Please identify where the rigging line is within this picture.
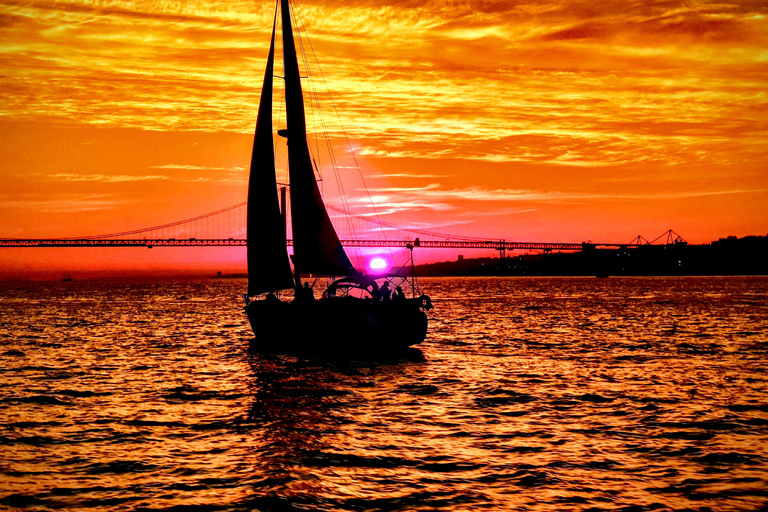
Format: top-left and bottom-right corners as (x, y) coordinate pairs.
(289, 0), (316, 165)
(292, 4), (392, 264)
(311, 88), (356, 242)
(292, 1), (332, 204)
(300, 39), (381, 230)
(300, 24), (325, 190)
(293, 6), (316, 143)
(294, 23), (319, 185)
(312, 93), (354, 238)
(292, 2), (361, 261)
(292, 3), (330, 187)
(310, 84), (354, 240)
(293, 11), (397, 265)
(324, 204), (492, 242)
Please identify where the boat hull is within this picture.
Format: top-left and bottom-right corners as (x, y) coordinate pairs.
(246, 297), (428, 353)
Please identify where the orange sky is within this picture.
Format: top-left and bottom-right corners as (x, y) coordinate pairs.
(1, 0), (767, 277)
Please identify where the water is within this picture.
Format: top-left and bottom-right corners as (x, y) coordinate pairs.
(1, 276), (767, 511)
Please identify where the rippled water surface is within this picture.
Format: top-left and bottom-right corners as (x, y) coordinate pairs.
(1, 276), (767, 511)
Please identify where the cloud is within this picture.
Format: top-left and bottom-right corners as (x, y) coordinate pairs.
(0, 0), (253, 28)
(180, 176), (247, 184)
(150, 164), (246, 171)
(539, 21), (616, 41)
(536, 12), (761, 45)
(2, 0), (766, 177)
(351, 193), (454, 213)
(0, 193), (123, 213)
(46, 173), (169, 182)
(369, 184), (768, 204)
(366, 173), (450, 178)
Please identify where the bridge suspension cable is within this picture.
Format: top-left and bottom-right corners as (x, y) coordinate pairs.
(74, 202), (248, 240)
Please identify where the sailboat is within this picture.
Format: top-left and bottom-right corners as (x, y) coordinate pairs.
(244, 0), (431, 352)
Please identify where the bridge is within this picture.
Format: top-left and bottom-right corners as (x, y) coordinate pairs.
(0, 201), (686, 254)
(0, 238), (588, 251)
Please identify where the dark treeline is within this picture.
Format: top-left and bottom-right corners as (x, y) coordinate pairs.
(415, 234), (768, 277)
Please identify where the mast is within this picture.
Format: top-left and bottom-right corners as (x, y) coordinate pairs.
(246, 7), (294, 296)
(280, 0), (356, 281)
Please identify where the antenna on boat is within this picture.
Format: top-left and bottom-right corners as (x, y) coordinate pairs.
(407, 239), (421, 299)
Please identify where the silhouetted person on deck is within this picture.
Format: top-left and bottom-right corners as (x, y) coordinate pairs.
(303, 282), (315, 301)
(394, 286), (405, 301)
(376, 282), (391, 301)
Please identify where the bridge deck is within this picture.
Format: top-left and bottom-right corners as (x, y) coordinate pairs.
(0, 238), (631, 251)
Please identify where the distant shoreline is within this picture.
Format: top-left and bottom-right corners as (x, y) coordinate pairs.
(2, 234), (765, 281)
(416, 235), (768, 277)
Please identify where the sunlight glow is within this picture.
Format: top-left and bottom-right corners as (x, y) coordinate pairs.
(368, 257), (389, 273)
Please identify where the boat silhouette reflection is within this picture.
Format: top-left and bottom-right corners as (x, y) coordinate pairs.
(244, 352), (425, 505)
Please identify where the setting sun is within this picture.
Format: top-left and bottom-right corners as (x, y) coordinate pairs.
(368, 257), (389, 273)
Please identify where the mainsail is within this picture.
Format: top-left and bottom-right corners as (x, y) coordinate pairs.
(279, 0), (356, 278)
(246, 13), (294, 296)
